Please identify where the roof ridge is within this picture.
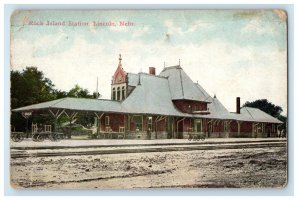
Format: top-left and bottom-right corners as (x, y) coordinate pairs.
(128, 72), (168, 79)
(195, 82), (210, 99)
(139, 72), (168, 79)
(244, 107), (254, 119)
(63, 97), (121, 103)
(179, 69), (184, 98)
(161, 65), (181, 72)
(50, 98), (68, 107)
(127, 72), (137, 75)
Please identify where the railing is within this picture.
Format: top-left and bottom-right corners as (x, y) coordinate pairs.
(99, 126), (125, 139)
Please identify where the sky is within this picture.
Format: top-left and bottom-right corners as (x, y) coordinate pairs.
(10, 10), (287, 115)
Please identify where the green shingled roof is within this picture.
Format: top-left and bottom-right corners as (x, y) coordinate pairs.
(13, 67), (282, 124)
(13, 97), (122, 113)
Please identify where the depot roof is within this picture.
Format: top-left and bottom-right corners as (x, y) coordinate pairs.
(13, 98), (122, 113)
(13, 66), (282, 123)
(160, 66), (211, 102)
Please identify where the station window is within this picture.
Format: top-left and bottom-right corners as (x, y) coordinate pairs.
(117, 87), (120, 100)
(148, 116), (152, 131)
(134, 115), (143, 131)
(195, 120), (202, 132)
(188, 105), (192, 112)
(122, 86), (125, 100)
(112, 88), (116, 100)
(194, 105), (200, 111)
(105, 116), (110, 125)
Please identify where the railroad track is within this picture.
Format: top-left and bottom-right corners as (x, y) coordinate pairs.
(10, 141), (286, 159)
(10, 139), (286, 150)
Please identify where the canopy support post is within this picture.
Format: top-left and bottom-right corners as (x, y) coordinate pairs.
(21, 111), (32, 138)
(94, 112), (104, 135)
(49, 109), (65, 132)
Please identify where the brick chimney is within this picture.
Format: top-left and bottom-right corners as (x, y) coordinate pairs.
(149, 67), (156, 75)
(236, 97), (240, 114)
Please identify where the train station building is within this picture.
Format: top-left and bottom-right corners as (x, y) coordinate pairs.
(13, 55), (282, 139)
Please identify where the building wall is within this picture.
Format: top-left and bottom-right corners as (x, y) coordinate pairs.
(99, 113), (125, 132)
(125, 131), (148, 139)
(230, 121), (238, 132)
(154, 116), (167, 132)
(209, 132), (229, 138)
(240, 121), (253, 133)
(121, 131), (168, 139)
(173, 100), (208, 113)
(97, 113), (279, 139)
(212, 120), (225, 133)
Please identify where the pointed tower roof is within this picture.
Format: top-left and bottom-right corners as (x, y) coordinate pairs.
(159, 65), (211, 102)
(112, 54), (126, 84)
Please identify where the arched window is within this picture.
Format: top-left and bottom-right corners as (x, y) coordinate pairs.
(112, 88), (116, 100)
(117, 87), (120, 100)
(122, 86), (125, 100)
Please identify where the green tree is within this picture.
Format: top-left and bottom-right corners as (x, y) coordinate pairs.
(11, 67), (56, 109)
(67, 84), (93, 98)
(11, 67), (95, 132)
(54, 89), (68, 99)
(11, 67), (57, 131)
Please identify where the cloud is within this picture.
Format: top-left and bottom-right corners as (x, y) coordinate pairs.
(132, 25), (150, 38)
(11, 35), (287, 115)
(240, 17), (278, 36)
(164, 19), (212, 36)
(11, 32), (71, 59)
(11, 36), (108, 95)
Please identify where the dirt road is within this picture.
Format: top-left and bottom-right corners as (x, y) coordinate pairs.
(10, 142), (287, 188)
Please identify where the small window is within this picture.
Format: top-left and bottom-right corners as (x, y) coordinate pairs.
(188, 105), (192, 112)
(122, 86), (125, 100)
(105, 116), (110, 126)
(148, 116), (152, 131)
(195, 120), (202, 132)
(134, 115), (143, 131)
(112, 88), (116, 100)
(194, 105), (200, 111)
(117, 87), (120, 100)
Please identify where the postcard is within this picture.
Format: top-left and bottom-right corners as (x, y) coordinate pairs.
(10, 10), (287, 189)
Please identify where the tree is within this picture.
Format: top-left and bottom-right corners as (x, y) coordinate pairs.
(66, 84), (93, 98)
(11, 67), (95, 131)
(11, 67), (56, 109)
(54, 89), (67, 99)
(243, 99), (287, 131)
(11, 67), (57, 131)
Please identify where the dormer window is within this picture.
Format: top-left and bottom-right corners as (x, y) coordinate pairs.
(188, 105), (192, 113)
(194, 105), (200, 111)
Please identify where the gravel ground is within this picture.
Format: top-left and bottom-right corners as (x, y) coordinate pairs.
(10, 146), (287, 189)
(10, 138), (286, 148)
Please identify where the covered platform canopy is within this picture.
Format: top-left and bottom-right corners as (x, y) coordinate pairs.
(12, 96), (282, 124)
(13, 97), (122, 114)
